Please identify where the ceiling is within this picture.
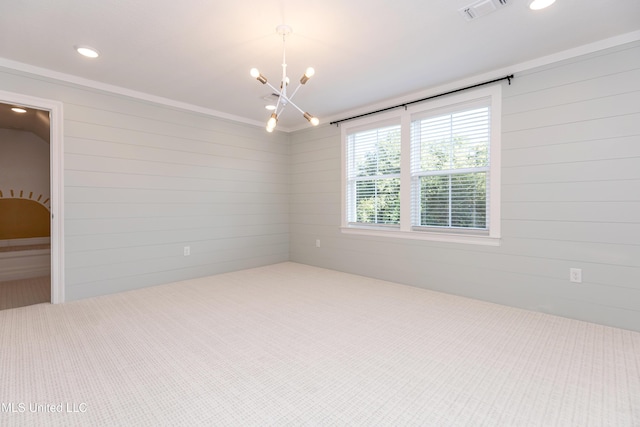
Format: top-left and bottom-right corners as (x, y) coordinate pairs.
(0, 0), (639, 131)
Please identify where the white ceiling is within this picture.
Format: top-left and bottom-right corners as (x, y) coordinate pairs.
(0, 0), (639, 131)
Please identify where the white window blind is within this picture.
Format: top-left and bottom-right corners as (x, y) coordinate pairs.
(346, 124), (401, 225)
(411, 105), (490, 231)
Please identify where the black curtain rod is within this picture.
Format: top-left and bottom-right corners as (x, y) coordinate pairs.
(330, 74), (514, 126)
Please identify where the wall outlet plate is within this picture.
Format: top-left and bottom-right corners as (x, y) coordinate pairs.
(569, 268), (582, 283)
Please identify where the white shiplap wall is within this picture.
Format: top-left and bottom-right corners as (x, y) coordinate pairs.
(0, 67), (290, 301)
(290, 41), (640, 332)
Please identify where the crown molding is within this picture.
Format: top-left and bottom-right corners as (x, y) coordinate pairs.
(0, 57), (273, 130)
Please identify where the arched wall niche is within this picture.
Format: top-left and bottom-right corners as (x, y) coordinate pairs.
(0, 198), (50, 240)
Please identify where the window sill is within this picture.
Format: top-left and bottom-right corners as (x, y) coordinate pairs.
(340, 226), (501, 246)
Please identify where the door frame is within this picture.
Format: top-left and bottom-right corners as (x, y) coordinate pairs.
(0, 90), (64, 303)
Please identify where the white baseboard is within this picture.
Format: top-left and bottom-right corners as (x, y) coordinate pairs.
(0, 249), (50, 281)
(0, 237), (51, 248)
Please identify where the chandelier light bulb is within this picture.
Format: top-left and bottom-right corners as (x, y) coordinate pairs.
(304, 112), (319, 126)
(250, 68), (268, 84)
(300, 67), (315, 85)
(267, 113), (278, 131)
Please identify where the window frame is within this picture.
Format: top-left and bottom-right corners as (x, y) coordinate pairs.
(340, 85), (502, 246)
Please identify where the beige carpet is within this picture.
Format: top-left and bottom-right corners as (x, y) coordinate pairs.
(0, 262), (638, 426)
(0, 276), (50, 310)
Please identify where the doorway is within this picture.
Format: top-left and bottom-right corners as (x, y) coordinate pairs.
(0, 90), (64, 307)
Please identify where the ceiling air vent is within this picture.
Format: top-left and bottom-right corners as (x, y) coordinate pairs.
(459, 0), (510, 21)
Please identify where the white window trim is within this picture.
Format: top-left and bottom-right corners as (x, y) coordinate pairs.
(341, 85), (502, 246)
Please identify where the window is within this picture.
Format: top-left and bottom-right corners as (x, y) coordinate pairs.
(346, 122), (401, 226)
(341, 86), (501, 245)
(411, 104), (490, 231)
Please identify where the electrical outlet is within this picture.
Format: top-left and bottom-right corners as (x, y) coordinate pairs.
(569, 268), (582, 283)
(183, 246), (191, 256)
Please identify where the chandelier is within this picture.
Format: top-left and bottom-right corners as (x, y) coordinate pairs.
(250, 25), (319, 132)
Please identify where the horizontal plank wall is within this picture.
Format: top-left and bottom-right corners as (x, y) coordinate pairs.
(290, 41), (640, 332)
(0, 68), (290, 301)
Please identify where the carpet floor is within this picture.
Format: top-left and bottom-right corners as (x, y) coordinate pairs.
(0, 262), (638, 426)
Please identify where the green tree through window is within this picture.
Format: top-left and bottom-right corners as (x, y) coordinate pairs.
(413, 107), (490, 230)
(348, 125), (401, 225)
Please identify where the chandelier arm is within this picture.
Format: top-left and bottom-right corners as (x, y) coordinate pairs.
(275, 102), (289, 117)
(281, 96), (305, 115)
(264, 82), (285, 114)
(264, 81), (282, 97)
(287, 82), (304, 102)
(281, 31), (288, 99)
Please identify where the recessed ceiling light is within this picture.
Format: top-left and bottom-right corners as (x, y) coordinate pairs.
(265, 105), (277, 111)
(75, 45), (100, 58)
(528, 0), (556, 10)
(11, 107), (27, 113)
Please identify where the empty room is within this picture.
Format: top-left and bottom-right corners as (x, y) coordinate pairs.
(1, 0), (639, 425)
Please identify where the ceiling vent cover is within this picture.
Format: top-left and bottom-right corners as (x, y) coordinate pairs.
(459, 0), (509, 21)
